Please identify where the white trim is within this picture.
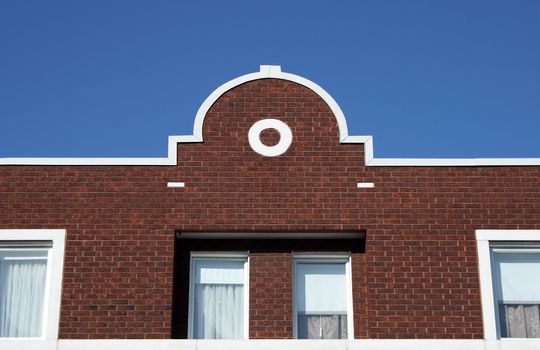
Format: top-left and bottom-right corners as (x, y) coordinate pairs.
(5, 338), (540, 350)
(0, 157), (176, 166)
(167, 182), (186, 188)
(178, 232), (364, 240)
(244, 256), (250, 339)
(292, 254), (354, 340)
(248, 119), (293, 157)
(0, 229), (66, 341)
(193, 65), (349, 144)
(2, 65), (538, 167)
(476, 230), (540, 241)
(188, 253), (250, 340)
(367, 157), (540, 167)
(475, 229), (540, 341)
(476, 238), (497, 341)
(187, 255), (195, 339)
(356, 183), (374, 188)
(349, 339), (484, 350)
(345, 256), (354, 340)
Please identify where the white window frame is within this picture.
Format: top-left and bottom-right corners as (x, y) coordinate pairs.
(476, 229), (540, 341)
(0, 229), (66, 340)
(292, 253), (354, 340)
(187, 252), (249, 340)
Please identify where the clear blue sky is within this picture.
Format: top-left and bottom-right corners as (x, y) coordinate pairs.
(1, 1), (539, 158)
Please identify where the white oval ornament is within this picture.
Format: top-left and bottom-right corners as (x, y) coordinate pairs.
(248, 119), (292, 157)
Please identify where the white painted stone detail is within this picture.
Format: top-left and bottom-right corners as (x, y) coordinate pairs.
(167, 182), (185, 188)
(248, 119), (292, 157)
(357, 182), (375, 188)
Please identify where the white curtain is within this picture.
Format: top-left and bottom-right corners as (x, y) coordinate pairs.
(193, 259), (245, 339)
(500, 304), (540, 338)
(0, 253), (47, 337)
(194, 284), (244, 339)
(298, 314), (347, 339)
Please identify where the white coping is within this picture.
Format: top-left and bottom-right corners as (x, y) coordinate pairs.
(1, 65), (539, 167)
(1, 339), (539, 350)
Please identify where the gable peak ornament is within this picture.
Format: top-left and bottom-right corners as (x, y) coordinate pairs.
(248, 119), (292, 157)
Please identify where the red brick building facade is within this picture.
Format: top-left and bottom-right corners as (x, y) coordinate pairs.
(1, 66), (539, 350)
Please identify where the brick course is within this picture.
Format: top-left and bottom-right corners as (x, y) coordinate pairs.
(1, 79), (540, 339)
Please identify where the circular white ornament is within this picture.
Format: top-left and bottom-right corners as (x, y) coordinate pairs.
(248, 119), (292, 157)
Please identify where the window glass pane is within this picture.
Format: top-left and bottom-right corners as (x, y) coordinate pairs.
(296, 262), (347, 313)
(192, 259), (245, 339)
(493, 252), (540, 302)
(195, 260), (244, 284)
(295, 260), (348, 339)
(0, 250), (48, 337)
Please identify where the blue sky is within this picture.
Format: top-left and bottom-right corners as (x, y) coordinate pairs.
(1, 1), (539, 158)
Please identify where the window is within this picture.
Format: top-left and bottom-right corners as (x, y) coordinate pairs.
(293, 254), (353, 339)
(476, 230), (540, 341)
(0, 246), (49, 337)
(0, 230), (65, 340)
(188, 253), (249, 339)
(491, 246), (540, 338)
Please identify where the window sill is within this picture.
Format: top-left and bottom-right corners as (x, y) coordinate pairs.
(0, 338), (56, 350)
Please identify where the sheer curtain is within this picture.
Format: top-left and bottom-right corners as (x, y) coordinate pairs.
(295, 261), (348, 339)
(297, 314), (347, 339)
(0, 251), (48, 337)
(192, 259), (245, 339)
(500, 304), (540, 338)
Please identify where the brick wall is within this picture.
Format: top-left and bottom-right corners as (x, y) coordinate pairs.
(1, 79), (540, 339)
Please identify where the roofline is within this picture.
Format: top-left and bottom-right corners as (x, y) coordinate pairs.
(1, 65), (539, 167)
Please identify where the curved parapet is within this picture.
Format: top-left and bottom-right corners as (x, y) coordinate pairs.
(1, 65), (538, 166)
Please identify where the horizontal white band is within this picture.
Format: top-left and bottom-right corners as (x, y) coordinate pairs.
(3, 338), (538, 350)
